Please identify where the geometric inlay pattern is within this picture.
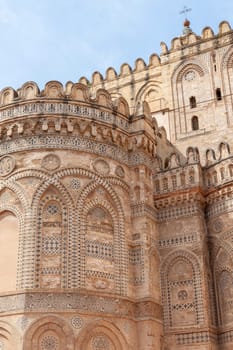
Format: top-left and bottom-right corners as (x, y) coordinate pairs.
(71, 316), (84, 329)
(92, 334), (110, 350)
(86, 240), (113, 260)
(40, 335), (59, 350)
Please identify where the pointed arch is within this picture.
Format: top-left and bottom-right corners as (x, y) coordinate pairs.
(34, 185), (70, 289)
(0, 320), (19, 350)
(77, 320), (129, 350)
(0, 185), (25, 291)
(134, 81), (165, 113)
(23, 315), (74, 350)
(213, 243), (233, 326)
(0, 211), (19, 292)
(76, 179), (127, 295)
(221, 46), (233, 70)
(172, 61), (206, 83)
(161, 249), (204, 329)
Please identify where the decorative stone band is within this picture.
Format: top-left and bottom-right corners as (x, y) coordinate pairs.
(0, 136), (154, 167)
(0, 102), (130, 131)
(131, 203), (158, 219)
(206, 197), (233, 217)
(219, 330), (233, 344)
(0, 292), (162, 321)
(175, 331), (218, 345)
(157, 202), (204, 222)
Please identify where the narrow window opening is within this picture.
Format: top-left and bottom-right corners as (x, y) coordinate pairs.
(216, 88), (222, 101)
(214, 64), (217, 72)
(191, 116), (199, 131)
(189, 96), (196, 109)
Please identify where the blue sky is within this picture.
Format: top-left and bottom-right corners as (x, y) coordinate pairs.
(0, 0), (232, 89)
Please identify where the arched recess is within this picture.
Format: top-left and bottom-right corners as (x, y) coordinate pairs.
(221, 47), (233, 117)
(84, 200), (115, 292)
(23, 315), (74, 350)
(161, 250), (204, 329)
(213, 242), (233, 326)
(0, 184), (24, 292)
(7, 169), (73, 289)
(0, 211), (19, 292)
(76, 180), (127, 295)
(35, 186), (69, 289)
(77, 320), (129, 350)
(0, 321), (19, 350)
(171, 61), (208, 138)
(134, 81), (166, 113)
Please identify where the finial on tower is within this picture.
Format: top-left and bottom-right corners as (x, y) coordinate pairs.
(179, 6), (192, 35)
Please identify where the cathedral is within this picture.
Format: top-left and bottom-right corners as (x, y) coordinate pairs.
(0, 19), (233, 350)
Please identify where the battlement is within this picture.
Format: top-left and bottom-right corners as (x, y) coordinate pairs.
(154, 142), (233, 197)
(0, 80), (130, 117)
(78, 21), (232, 88)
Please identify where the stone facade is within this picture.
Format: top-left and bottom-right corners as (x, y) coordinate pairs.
(0, 20), (233, 350)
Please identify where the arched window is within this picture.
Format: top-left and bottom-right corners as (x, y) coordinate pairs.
(216, 88), (222, 101)
(191, 116), (199, 131)
(189, 96), (196, 108)
(166, 259), (197, 327)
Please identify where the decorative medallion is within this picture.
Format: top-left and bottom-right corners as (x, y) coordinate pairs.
(0, 155), (15, 176)
(42, 154), (61, 171)
(92, 334), (110, 350)
(178, 290), (188, 300)
(69, 178), (81, 190)
(40, 335), (59, 350)
(184, 71), (196, 81)
(115, 165), (125, 178)
(212, 218), (224, 233)
(93, 158), (110, 176)
(71, 316), (84, 329)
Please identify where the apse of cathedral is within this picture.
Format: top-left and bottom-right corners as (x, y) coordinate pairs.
(0, 19), (233, 350)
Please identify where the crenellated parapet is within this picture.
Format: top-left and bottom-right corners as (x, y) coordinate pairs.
(0, 81), (168, 164)
(77, 21), (232, 90)
(154, 141), (233, 223)
(154, 146), (202, 196)
(74, 20), (233, 165)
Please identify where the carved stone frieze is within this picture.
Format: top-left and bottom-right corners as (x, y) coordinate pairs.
(0, 293), (162, 320)
(0, 136), (154, 167)
(0, 102), (130, 131)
